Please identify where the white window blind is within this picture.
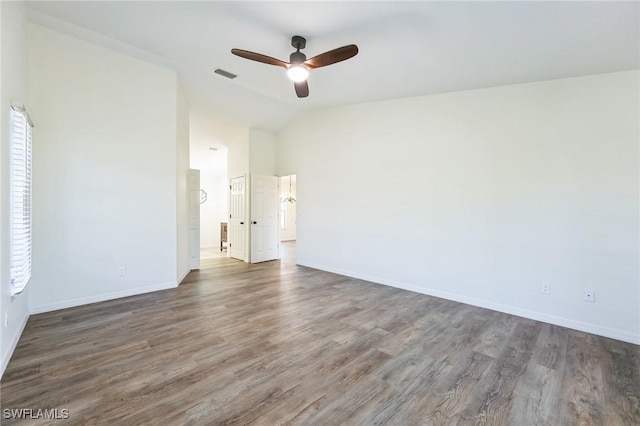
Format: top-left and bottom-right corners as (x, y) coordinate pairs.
(10, 106), (33, 296)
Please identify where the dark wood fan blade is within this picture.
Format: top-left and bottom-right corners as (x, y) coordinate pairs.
(231, 49), (288, 68)
(294, 80), (309, 98)
(305, 45), (358, 69)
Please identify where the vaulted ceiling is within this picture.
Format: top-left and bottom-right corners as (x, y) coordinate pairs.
(26, 1), (640, 146)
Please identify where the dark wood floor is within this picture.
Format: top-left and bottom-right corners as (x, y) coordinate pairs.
(2, 243), (639, 425)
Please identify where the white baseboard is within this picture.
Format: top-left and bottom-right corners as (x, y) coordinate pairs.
(298, 260), (640, 345)
(30, 281), (178, 315)
(1, 312), (30, 378)
(177, 268), (190, 285)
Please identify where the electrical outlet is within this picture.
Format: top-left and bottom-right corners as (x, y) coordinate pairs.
(118, 266), (126, 277)
(541, 283), (550, 294)
(584, 289), (595, 302)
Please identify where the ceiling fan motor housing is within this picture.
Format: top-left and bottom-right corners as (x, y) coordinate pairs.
(291, 35), (306, 50)
(290, 51), (306, 65)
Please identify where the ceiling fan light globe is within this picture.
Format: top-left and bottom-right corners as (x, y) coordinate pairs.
(287, 66), (309, 82)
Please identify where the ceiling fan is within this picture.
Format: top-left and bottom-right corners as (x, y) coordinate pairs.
(231, 36), (358, 98)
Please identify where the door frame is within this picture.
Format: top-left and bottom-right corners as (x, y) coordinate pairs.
(228, 173), (281, 264)
(188, 169), (200, 270)
(229, 174), (250, 262)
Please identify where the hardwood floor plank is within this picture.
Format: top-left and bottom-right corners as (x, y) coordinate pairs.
(601, 337), (640, 425)
(416, 350), (494, 425)
(1, 243), (638, 425)
(509, 364), (562, 426)
(362, 356), (450, 425)
(472, 311), (517, 359)
(507, 323), (568, 425)
(560, 331), (607, 425)
(535, 323), (569, 371)
(457, 344), (532, 425)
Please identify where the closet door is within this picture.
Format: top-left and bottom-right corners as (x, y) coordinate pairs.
(250, 174), (279, 263)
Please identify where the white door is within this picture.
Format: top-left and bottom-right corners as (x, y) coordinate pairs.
(188, 169), (200, 269)
(251, 174), (280, 263)
(229, 176), (247, 261)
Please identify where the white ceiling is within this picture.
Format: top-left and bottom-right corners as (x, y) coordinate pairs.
(190, 144), (228, 177)
(26, 1), (640, 147)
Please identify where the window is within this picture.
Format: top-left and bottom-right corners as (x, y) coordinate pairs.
(9, 106), (33, 295)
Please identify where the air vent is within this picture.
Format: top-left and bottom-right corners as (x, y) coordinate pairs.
(214, 69), (237, 79)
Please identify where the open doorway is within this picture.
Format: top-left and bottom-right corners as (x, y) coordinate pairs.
(190, 145), (229, 261)
(280, 174), (297, 263)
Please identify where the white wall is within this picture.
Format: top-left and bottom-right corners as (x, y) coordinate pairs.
(0, 1), (32, 376)
(228, 130), (249, 181)
(249, 128), (276, 176)
(277, 70), (640, 344)
(229, 128), (276, 179)
(28, 24), (183, 312)
(176, 82), (190, 282)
